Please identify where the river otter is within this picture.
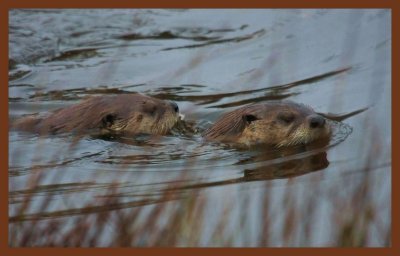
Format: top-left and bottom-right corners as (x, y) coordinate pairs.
(11, 94), (180, 136)
(203, 101), (331, 147)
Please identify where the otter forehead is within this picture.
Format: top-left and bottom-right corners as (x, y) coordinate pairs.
(241, 101), (315, 119)
(95, 94), (175, 116)
(99, 94), (165, 108)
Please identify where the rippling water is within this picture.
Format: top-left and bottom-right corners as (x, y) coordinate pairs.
(8, 9), (391, 247)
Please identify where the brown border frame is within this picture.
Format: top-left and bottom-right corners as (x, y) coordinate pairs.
(1, 1), (396, 256)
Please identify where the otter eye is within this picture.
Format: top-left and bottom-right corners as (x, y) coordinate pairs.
(243, 114), (259, 125)
(277, 112), (295, 124)
(102, 114), (116, 127)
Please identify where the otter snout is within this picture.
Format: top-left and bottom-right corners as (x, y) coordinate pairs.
(309, 115), (326, 128)
(169, 101), (179, 113)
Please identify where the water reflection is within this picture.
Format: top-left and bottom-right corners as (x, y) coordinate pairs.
(166, 146), (330, 191)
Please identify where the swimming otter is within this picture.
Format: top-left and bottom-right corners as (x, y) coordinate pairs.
(11, 94), (180, 136)
(202, 101), (331, 147)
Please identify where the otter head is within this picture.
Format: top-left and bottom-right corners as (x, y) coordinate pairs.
(11, 94), (180, 136)
(203, 101), (331, 148)
(99, 94), (180, 136)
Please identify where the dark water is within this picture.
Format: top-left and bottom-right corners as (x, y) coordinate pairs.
(8, 9), (391, 247)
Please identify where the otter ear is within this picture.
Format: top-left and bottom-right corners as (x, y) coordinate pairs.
(243, 114), (259, 125)
(102, 113), (116, 128)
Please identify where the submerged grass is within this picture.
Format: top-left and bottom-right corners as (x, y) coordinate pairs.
(8, 137), (390, 247)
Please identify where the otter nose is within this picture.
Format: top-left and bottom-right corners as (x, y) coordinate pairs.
(170, 101), (179, 113)
(309, 115), (325, 128)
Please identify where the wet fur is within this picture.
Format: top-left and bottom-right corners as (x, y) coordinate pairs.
(11, 94), (179, 136)
(203, 101), (331, 147)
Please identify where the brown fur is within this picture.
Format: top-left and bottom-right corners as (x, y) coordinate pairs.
(11, 94), (180, 136)
(203, 101), (331, 147)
